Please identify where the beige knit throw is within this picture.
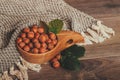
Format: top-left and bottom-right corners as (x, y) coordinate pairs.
(0, 0), (115, 79)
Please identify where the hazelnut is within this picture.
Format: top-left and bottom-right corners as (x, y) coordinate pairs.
(32, 48), (39, 53)
(23, 45), (30, 52)
(49, 32), (56, 40)
(27, 31), (34, 39)
(28, 42), (33, 48)
(21, 33), (26, 38)
(23, 27), (30, 33)
(52, 39), (58, 45)
(38, 27), (44, 33)
(43, 33), (49, 40)
(39, 47), (47, 53)
(56, 54), (61, 60)
(16, 37), (22, 44)
(53, 61), (60, 68)
(19, 42), (25, 48)
(32, 38), (39, 43)
(50, 58), (58, 63)
(41, 43), (47, 48)
(48, 42), (54, 50)
(46, 39), (52, 44)
(39, 34), (46, 43)
(34, 33), (40, 39)
(31, 25), (38, 33)
(34, 42), (41, 48)
(23, 38), (30, 44)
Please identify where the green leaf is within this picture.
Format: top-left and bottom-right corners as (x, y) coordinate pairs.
(60, 56), (81, 71)
(61, 45), (85, 58)
(40, 21), (49, 34)
(49, 19), (63, 34)
(60, 45), (85, 71)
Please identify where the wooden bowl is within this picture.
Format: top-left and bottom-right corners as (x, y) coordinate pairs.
(17, 31), (84, 64)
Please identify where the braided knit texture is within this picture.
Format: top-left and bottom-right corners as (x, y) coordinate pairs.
(0, 0), (114, 72)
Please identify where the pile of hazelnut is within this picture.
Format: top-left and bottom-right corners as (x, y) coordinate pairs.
(16, 25), (58, 54)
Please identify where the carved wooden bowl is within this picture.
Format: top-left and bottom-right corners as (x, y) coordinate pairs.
(17, 31), (84, 64)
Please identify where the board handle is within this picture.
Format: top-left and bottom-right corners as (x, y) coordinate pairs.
(57, 31), (84, 50)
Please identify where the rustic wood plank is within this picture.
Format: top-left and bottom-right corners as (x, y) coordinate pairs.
(65, 0), (120, 17)
(28, 57), (120, 80)
(80, 16), (120, 60)
(29, 0), (120, 80)
(64, 0), (120, 59)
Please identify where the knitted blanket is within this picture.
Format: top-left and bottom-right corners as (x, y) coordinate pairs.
(0, 0), (114, 79)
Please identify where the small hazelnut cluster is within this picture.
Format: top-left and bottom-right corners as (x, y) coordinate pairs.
(50, 54), (61, 68)
(16, 25), (58, 54)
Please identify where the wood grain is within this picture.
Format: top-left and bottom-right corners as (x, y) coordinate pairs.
(29, 0), (120, 80)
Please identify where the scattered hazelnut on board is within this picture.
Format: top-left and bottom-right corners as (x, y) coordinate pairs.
(50, 57), (58, 63)
(56, 54), (61, 60)
(53, 61), (60, 68)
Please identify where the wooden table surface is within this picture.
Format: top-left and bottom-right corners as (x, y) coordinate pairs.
(29, 0), (120, 80)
